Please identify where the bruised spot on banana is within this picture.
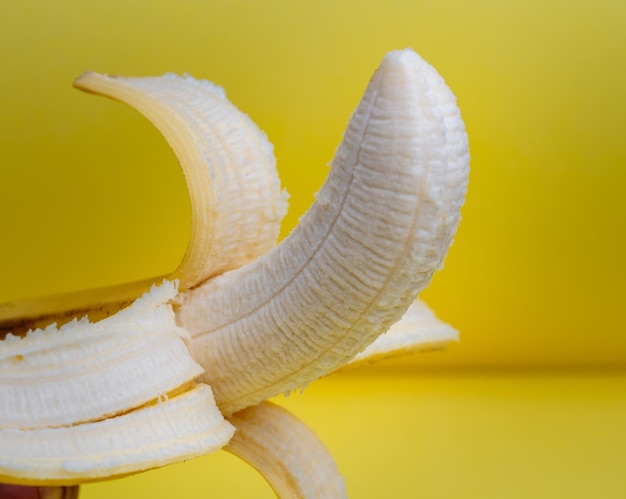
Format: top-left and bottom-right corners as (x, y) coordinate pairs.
(0, 48), (469, 496)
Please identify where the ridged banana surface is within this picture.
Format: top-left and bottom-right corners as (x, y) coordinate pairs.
(0, 48), (469, 497)
(177, 48), (469, 415)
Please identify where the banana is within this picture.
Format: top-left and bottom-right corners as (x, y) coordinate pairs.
(0, 48), (469, 496)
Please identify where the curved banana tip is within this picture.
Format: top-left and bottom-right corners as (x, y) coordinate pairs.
(73, 71), (115, 94)
(373, 48), (426, 83)
(381, 47), (421, 65)
(385, 47), (425, 62)
(73, 71), (95, 88)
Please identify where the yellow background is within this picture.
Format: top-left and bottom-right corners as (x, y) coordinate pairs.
(1, 0), (625, 497)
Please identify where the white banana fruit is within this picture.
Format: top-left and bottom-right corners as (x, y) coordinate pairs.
(0, 48), (469, 497)
(177, 49), (468, 415)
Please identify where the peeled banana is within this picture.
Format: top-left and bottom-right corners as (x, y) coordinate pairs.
(0, 48), (469, 497)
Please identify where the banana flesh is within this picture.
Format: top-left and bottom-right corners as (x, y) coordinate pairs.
(0, 48), (469, 494)
(226, 402), (347, 499)
(176, 49), (469, 415)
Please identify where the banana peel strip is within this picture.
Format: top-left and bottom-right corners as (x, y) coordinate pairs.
(226, 402), (346, 499)
(0, 281), (202, 430)
(0, 384), (234, 486)
(341, 298), (459, 371)
(74, 71), (288, 291)
(0, 282), (235, 485)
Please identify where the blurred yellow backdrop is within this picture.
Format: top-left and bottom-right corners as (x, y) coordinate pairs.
(1, 0), (626, 497)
